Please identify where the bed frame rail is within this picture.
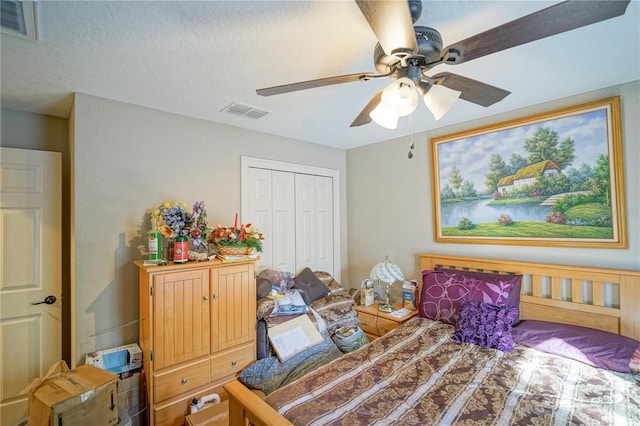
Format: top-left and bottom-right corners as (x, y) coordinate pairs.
(224, 379), (293, 426)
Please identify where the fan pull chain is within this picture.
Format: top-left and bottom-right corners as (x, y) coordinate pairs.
(408, 114), (415, 159)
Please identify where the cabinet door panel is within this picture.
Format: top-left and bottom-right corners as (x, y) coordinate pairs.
(211, 264), (256, 352)
(154, 269), (210, 370)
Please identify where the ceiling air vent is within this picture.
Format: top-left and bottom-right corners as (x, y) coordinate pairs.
(221, 102), (270, 120)
(1, 0), (38, 40)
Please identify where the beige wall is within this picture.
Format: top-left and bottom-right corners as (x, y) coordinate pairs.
(70, 93), (348, 364)
(346, 81), (640, 301)
(3, 80), (638, 365)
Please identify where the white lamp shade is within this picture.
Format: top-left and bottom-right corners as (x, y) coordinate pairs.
(423, 84), (461, 120)
(369, 102), (399, 129)
(381, 77), (418, 117)
(370, 259), (404, 284)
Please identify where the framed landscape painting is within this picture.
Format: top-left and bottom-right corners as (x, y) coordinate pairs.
(431, 97), (627, 248)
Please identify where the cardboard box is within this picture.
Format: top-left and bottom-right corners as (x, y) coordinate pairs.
(185, 400), (229, 426)
(360, 279), (374, 307)
(85, 344), (143, 376)
(28, 364), (119, 426)
(403, 280), (419, 310)
(85, 344), (145, 426)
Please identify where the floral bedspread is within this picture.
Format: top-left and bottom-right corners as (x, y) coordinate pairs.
(265, 317), (640, 425)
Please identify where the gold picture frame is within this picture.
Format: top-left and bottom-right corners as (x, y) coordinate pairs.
(431, 96), (627, 248)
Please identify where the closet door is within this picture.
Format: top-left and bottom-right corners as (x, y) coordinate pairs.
(295, 174), (333, 275)
(246, 168), (295, 273)
(243, 157), (339, 278)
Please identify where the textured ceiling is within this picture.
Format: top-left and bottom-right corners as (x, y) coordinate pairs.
(1, 1), (639, 149)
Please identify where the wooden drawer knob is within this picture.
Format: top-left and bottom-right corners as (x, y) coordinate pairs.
(181, 378), (188, 384)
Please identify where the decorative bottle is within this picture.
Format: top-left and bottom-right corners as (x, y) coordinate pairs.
(174, 235), (188, 264)
(148, 218), (162, 261)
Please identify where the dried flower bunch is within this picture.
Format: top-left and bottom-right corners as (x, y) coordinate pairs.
(152, 200), (209, 249)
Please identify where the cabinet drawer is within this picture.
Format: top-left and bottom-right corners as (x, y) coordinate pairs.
(211, 344), (255, 380)
(358, 312), (399, 337)
(154, 358), (210, 403)
(358, 312), (378, 336)
(154, 381), (228, 426)
(376, 317), (399, 336)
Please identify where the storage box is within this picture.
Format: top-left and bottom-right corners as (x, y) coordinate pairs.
(28, 364), (119, 426)
(185, 400), (229, 426)
(360, 279), (374, 307)
(117, 371), (145, 426)
(85, 343), (143, 376)
(403, 280), (419, 310)
(85, 344), (145, 426)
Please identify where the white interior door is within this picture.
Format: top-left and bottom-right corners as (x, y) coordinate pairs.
(246, 168), (295, 273)
(313, 175), (334, 274)
(246, 167), (273, 270)
(242, 156), (340, 281)
(295, 174), (334, 275)
(0, 148), (62, 426)
(271, 171), (296, 273)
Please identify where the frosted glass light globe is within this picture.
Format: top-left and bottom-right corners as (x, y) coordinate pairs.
(381, 77), (418, 117)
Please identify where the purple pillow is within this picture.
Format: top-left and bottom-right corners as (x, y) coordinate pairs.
(512, 320), (640, 373)
(420, 270), (522, 325)
(452, 301), (519, 352)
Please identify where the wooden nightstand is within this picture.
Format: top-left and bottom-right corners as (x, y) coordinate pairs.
(355, 303), (419, 341)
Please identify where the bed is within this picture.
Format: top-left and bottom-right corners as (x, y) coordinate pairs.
(225, 253), (640, 425)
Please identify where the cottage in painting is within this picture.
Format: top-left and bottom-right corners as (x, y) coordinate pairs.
(497, 160), (562, 193)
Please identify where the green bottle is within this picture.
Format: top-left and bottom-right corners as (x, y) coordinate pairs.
(148, 218), (162, 261)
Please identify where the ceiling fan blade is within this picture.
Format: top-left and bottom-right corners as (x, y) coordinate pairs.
(355, 0), (417, 56)
(257, 72), (377, 96)
(350, 90), (382, 127)
(432, 72), (510, 107)
(441, 0), (630, 65)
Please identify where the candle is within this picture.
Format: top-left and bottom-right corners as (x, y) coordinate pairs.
(234, 213), (238, 229)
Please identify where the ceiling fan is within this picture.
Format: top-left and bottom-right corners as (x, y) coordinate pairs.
(256, 0), (630, 129)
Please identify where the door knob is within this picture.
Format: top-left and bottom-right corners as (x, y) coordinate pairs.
(32, 295), (57, 305)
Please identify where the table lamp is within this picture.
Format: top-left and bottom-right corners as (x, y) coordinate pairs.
(370, 255), (404, 313)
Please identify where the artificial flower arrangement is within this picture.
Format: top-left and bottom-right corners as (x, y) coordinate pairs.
(152, 200), (209, 249)
(209, 214), (264, 253)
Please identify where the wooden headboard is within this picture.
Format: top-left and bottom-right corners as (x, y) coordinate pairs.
(420, 253), (640, 340)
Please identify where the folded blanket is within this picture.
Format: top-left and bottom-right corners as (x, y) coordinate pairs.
(240, 336), (342, 395)
(270, 289), (308, 316)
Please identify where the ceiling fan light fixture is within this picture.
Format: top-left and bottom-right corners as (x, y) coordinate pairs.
(381, 77), (418, 117)
(423, 83), (461, 120)
(370, 102), (399, 129)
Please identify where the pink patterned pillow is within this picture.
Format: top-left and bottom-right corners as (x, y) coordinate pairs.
(420, 270), (520, 325)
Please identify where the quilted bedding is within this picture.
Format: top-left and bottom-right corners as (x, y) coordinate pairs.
(265, 317), (640, 425)
(242, 271), (360, 394)
(256, 271), (359, 356)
